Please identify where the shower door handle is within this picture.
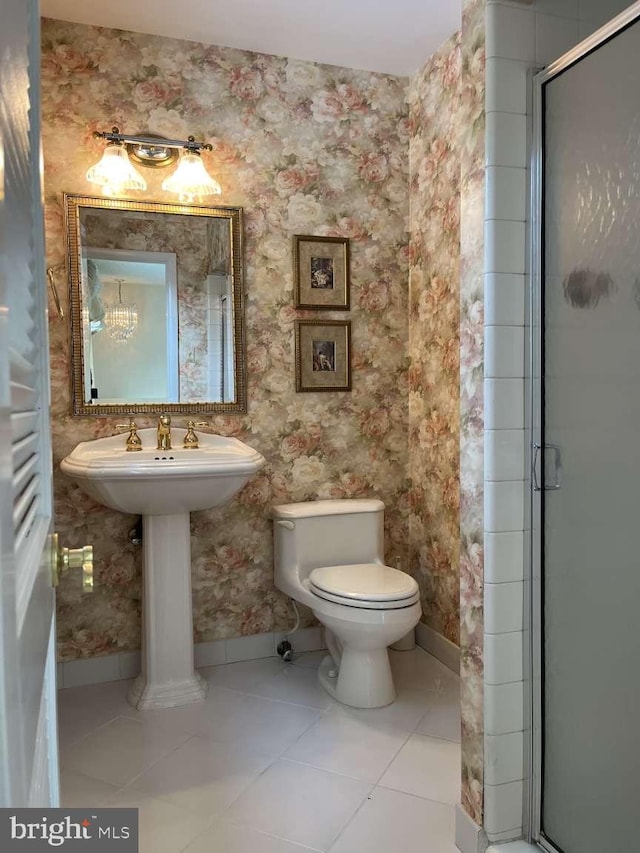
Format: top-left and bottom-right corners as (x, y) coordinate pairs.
(532, 442), (562, 491)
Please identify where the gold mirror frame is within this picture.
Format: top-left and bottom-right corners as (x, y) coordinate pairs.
(64, 193), (246, 416)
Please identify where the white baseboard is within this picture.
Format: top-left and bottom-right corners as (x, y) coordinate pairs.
(455, 804), (489, 853)
(416, 621), (460, 674)
(57, 626), (326, 689)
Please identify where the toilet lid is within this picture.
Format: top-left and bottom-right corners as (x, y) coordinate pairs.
(309, 563), (418, 604)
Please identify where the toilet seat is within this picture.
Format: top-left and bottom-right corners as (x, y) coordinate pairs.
(309, 563), (419, 610)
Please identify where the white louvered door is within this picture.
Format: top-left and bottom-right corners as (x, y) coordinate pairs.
(0, 0), (59, 807)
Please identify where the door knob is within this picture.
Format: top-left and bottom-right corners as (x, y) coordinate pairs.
(51, 533), (94, 592)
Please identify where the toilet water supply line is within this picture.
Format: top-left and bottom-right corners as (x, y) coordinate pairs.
(277, 599), (301, 662)
(288, 598), (301, 636)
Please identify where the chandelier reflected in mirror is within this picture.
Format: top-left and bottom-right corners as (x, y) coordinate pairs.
(105, 279), (138, 342)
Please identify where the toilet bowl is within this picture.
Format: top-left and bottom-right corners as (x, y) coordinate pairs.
(272, 499), (421, 708)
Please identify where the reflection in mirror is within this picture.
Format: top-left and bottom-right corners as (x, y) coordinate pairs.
(65, 194), (245, 416)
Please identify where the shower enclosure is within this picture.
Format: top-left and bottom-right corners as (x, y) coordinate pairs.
(530, 5), (640, 852)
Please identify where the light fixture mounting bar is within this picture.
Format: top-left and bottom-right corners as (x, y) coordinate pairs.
(93, 127), (212, 153)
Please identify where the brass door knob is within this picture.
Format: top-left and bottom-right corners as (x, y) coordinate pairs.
(52, 533), (94, 592)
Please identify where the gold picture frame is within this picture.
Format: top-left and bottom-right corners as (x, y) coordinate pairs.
(293, 235), (350, 310)
(295, 320), (352, 392)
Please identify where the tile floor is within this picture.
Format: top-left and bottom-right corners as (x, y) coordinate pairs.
(58, 647), (461, 853)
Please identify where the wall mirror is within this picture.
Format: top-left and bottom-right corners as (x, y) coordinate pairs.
(64, 193), (246, 416)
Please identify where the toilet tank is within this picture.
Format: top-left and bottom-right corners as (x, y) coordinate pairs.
(272, 499), (385, 589)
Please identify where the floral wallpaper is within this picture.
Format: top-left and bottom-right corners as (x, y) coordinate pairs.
(41, 19), (411, 661)
(459, 0), (486, 826)
(407, 3), (485, 824)
(407, 34), (462, 648)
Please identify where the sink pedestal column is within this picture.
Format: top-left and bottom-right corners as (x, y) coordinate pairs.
(128, 512), (207, 710)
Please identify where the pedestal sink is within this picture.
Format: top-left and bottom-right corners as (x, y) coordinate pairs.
(60, 428), (265, 710)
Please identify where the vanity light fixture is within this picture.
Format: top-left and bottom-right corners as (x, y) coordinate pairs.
(86, 137), (147, 196)
(87, 127), (221, 201)
(161, 149), (222, 203)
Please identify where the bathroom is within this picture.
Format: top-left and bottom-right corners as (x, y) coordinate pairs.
(1, 0), (637, 851)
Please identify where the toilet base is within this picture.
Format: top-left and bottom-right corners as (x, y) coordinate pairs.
(318, 650), (396, 709)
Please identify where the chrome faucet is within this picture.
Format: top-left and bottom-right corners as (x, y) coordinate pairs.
(157, 413), (172, 450)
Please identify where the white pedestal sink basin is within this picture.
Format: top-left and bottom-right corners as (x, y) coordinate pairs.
(61, 428), (265, 710)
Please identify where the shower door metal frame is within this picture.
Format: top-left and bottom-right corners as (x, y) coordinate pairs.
(528, 4), (640, 851)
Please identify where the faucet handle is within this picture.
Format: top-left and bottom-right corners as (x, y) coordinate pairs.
(115, 419), (142, 452)
(115, 418), (137, 432)
(183, 421), (208, 449)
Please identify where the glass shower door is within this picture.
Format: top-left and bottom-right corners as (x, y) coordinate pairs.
(538, 10), (640, 853)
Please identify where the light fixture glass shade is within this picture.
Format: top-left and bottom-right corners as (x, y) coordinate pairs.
(161, 150), (222, 202)
(105, 281), (138, 342)
(86, 142), (147, 196)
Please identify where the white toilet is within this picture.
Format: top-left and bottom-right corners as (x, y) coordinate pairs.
(272, 499), (421, 708)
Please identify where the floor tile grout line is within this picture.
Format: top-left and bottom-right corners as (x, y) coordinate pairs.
(367, 727), (414, 788)
(322, 784), (375, 853)
(209, 684), (335, 712)
(273, 707), (334, 758)
(114, 747), (283, 823)
(405, 730), (463, 748)
(98, 731), (198, 794)
(120, 756), (279, 824)
(199, 674), (336, 712)
(210, 814), (327, 853)
(272, 754), (402, 789)
(376, 778), (461, 808)
(127, 730), (289, 803)
(58, 710), (133, 754)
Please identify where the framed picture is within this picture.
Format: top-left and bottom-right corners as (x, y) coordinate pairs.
(293, 235), (350, 310)
(295, 320), (352, 392)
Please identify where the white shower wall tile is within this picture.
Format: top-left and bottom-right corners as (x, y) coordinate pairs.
(485, 273), (525, 327)
(535, 13), (580, 66)
(485, 682), (525, 736)
(485, 220), (527, 274)
(483, 5), (532, 843)
(485, 378), (525, 430)
(485, 481), (524, 533)
(486, 167), (528, 222)
(486, 58), (530, 114)
(486, 112), (528, 167)
(484, 531), (524, 583)
(484, 632), (525, 686)
(485, 429), (525, 482)
(484, 780), (525, 836)
(485, 582), (524, 634)
(578, 0), (631, 28)
(485, 326), (525, 378)
(486, 2), (535, 61)
(534, 0), (578, 18)
(485, 731), (525, 785)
